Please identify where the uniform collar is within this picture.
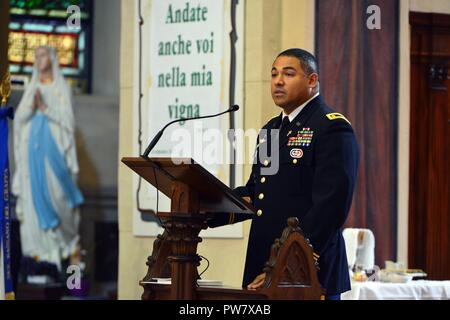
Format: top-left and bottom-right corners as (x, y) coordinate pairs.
(276, 93), (322, 149)
(282, 92), (320, 123)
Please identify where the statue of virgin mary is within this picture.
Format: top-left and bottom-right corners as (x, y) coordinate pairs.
(12, 46), (84, 273)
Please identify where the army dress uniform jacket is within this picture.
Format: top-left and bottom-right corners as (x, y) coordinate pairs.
(224, 95), (359, 295)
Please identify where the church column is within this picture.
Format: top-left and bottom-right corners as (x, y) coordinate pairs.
(244, 0), (315, 179)
(0, 0), (9, 77)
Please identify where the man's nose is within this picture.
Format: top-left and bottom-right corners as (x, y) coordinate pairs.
(275, 75), (284, 86)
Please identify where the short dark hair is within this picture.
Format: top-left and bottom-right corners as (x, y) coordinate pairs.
(277, 48), (318, 75)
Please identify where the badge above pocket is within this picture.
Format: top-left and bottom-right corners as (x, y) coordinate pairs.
(287, 128), (314, 147)
(290, 148), (303, 159)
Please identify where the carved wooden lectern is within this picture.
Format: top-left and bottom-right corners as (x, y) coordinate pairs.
(122, 157), (323, 300)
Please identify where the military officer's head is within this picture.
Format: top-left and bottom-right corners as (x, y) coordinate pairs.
(271, 48), (319, 114)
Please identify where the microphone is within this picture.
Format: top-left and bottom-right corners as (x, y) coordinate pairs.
(141, 105), (240, 158)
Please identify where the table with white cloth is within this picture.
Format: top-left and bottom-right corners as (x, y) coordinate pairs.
(342, 280), (450, 300)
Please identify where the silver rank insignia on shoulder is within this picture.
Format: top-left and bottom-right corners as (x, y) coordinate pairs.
(287, 128), (314, 147)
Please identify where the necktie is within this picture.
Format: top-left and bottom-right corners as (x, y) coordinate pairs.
(280, 116), (290, 131)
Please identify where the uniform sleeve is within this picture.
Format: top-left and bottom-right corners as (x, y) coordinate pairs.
(207, 163), (257, 228)
(300, 120), (359, 257)
(207, 136), (261, 228)
(233, 132), (261, 201)
(234, 162), (257, 200)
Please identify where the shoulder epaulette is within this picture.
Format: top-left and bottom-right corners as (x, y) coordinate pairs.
(326, 113), (351, 125)
(263, 114), (281, 128)
(267, 114), (280, 123)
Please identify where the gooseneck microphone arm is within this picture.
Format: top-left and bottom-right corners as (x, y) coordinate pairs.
(141, 105), (240, 158)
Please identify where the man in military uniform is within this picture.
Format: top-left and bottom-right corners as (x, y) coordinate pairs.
(227, 48), (359, 300)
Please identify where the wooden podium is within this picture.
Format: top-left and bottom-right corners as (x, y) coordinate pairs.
(122, 157), (323, 300)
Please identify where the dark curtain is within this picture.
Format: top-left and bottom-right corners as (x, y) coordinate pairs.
(316, 0), (399, 266)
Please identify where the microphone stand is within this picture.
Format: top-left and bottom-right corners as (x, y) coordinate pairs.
(141, 105), (239, 158)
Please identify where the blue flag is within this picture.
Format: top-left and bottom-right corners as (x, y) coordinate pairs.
(0, 106), (14, 300)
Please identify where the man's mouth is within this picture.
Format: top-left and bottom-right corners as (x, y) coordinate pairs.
(273, 90), (286, 97)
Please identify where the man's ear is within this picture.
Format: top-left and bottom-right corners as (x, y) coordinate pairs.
(308, 73), (319, 88)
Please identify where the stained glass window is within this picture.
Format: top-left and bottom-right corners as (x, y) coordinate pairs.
(8, 0), (92, 93)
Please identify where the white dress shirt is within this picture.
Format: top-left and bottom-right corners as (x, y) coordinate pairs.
(282, 92), (320, 122)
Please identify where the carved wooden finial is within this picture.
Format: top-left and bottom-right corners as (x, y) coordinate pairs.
(260, 217), (323, 298)
(287, 217), (299, 228)
(280, 217), (303, 244)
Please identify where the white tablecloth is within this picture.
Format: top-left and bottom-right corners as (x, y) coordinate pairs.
(342, 280), (450, 300)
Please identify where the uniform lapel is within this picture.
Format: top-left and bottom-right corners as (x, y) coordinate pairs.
(255, 113), (282, 154)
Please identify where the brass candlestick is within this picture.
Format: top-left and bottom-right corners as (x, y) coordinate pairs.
(0, 71), (11, 107)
